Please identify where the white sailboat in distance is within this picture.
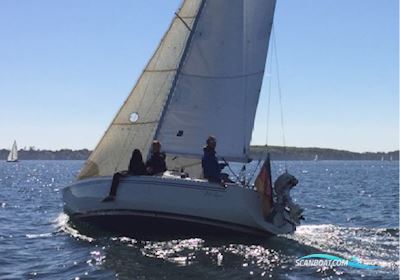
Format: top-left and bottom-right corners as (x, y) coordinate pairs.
(7, 140), (18, 162)
(63, 0), (304, 238)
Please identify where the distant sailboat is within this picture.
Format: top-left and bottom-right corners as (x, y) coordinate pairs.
(313, 154), (319, 161)
(7, 140), (18, 162)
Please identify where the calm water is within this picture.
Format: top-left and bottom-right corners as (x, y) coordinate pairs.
(0, 160), (398, 279)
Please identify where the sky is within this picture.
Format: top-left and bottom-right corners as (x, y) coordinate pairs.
(0, 0), (398, 153)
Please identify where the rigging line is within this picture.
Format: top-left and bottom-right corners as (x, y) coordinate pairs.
(272, 26), (288, 171)
(242, 1), (249, 184)
(222, 158), (242, 184)
(265, 28), (274, 147)
(247, 159), (262, 187)
(174, 12), (192, 32)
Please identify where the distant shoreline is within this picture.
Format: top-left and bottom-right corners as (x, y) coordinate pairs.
(249, 146), (399, 161)
(1, 146), (398, 161)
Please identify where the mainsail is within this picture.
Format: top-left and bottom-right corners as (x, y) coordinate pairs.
(79, 0), (276, 179)
(157, 0), (276, 161)
(7, 141), (18, 162)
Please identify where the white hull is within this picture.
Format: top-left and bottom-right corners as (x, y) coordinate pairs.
(62, 175), (296, 238)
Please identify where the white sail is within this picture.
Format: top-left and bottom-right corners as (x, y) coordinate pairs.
(157, 0), (276, 161)
(78, 0), (203, 179)
(79, 0), (276, 179)
(63, 0), (301, 238)
(7, 141), (18, 162)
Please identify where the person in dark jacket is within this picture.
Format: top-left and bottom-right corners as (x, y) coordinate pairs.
(129, 149), (147, 175)
(146, 140), (167, 175)
(103, 149), (147, 202)
(202, 136), (227, 183)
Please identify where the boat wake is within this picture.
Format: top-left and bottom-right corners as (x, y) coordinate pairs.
(25, 232), (53, 239)
(54, 215), (398, 278)
(286, 224), (399, 270)
(53, 213), (94, 242)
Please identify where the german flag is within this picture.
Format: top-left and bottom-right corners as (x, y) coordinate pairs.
(255, 154), (273, 217)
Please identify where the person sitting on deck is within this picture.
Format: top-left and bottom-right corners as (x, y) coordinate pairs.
(103, 149), (147, 202)
(146, 140), (167, 176)
(128, 149), (147, 176)
(201, 136), (228, 183)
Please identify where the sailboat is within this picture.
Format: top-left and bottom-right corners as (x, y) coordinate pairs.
(7, 140), (18, 162)
(63, 0), (303, 237)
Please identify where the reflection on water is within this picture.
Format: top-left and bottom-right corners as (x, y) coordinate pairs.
(55, 212), (398, 280)
(0, 160), (398, 279)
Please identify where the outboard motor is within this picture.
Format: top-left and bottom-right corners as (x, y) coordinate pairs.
(273, 173), (304, 226)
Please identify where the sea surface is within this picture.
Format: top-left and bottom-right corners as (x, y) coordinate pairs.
(0, 160), (398, 279)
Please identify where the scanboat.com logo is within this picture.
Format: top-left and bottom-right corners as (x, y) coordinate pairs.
(296, 254), (381, 269)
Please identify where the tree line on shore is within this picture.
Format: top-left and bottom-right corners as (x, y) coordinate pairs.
(0, 146), (398, 161)
(249, 146), (399, 161)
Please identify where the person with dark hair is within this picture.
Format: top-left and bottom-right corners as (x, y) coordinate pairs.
(146, 140), (167, 175)
(202, 136), (227, 183)
(103, 149), (147, 202)
(129, 149), (147, 175)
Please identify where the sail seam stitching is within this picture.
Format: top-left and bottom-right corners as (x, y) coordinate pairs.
(145, 69), (178, 73)
(112, 121), (157, 125)
(180, 70), (265, 80)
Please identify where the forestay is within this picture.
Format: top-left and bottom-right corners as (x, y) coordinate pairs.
(157, 0), (276, 161)
(78, 0), (203, 179)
